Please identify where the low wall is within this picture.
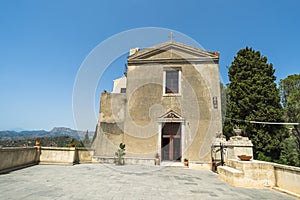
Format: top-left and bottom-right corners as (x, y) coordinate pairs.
(274, 164), (300, 195)
(77, 148), (94, 163)
(221, 159), (275, 188)
(39, 147), (76, 165)
(189, 162), (210, 170)
(93, 156), (155, 166)
(218, 159), (300, 197)
(0, 147), (39, 173)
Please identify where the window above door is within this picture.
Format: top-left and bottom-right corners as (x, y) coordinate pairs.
(163, 67), (181, 96)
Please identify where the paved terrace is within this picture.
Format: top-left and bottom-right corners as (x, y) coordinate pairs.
(0, 164), (296, 200)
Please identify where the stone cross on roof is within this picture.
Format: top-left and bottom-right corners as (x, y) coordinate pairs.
(169, 32), (174, 41)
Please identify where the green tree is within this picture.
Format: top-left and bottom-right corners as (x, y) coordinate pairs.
(279, 134), (300, 167)
(224, 47), (288, 162)
(83, 130), (91, 147)
(278, 74), (300, 166)
(92, 124), (98, 143)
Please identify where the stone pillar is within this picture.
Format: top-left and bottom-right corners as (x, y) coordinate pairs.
(157, 123), (162, 157)
(181, 122), (185, 162)
(211, 135), (227, 161)
(226, 136), (253, 160)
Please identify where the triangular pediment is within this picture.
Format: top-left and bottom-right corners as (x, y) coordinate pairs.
(128, 41), (219, 64)
(159, 110), (184, 120)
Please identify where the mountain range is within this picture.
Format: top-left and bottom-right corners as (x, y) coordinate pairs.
(0, 127), (94, 141)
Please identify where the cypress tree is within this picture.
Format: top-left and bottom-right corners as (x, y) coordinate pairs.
(224, 47), (288, 162)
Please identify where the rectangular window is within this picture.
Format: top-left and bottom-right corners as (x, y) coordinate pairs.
(120, 88), (126, 93)
(165, 70), (179, 94)
(213, 96), (218, 109)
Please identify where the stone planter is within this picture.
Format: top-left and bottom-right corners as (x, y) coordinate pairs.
(233, 128), (242, 136)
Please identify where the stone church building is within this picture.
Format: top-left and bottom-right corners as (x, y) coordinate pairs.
(93, 40), (222, 168)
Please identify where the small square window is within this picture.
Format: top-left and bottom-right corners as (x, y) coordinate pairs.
(120, 88), (126, 93)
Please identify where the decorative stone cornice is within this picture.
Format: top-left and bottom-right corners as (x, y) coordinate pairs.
(128, 41), (219, 65)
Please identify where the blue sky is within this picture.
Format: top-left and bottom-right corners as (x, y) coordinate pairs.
(0, 0), (299, 131)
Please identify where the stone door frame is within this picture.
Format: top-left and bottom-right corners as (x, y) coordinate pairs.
(158, 110), (185, 162)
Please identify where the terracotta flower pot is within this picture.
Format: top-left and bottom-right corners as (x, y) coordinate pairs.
(238, 155), (252, 161)
(155, 158), (160, 165)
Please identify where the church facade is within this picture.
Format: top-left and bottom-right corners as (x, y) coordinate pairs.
(93, 40), (222, 168)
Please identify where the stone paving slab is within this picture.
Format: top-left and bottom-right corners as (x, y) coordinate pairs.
(0, 164), (296, 199)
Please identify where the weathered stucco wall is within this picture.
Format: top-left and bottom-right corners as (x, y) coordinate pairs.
(274, 164), (300, 195)
(0, 147), (94, 172)
(123, 62), (221, 162)
(77, 148), (95, 163)
(124, 133), (158, 158)
(99, 93), (126, 124)
(39, 147), (76, 165)
(93, 93), (126, 156)
(93, 42), (222, 164)
(0, 147), (39, 173)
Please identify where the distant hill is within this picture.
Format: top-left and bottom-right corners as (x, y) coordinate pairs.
(0, 127), (94, 141)
(0, 136), (82, 148)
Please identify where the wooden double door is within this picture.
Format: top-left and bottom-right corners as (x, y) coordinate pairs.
(161, 123), (181, 161)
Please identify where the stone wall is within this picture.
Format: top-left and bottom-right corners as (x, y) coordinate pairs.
(93, 93), (126, 156)
(92, 156), (155, 166)
(0, 147), (95, 173)
(77, 148), (94, 163)
(0, 147), (39, 173)
(225, 136), (253, 160)
(219, 159), (276, 188)
(217, 135), (300, 197)
(39, 147), (76, 165)
(40, 147), (94, 165)
(274, 164), (300, 196)
(218, 159), (300, 197)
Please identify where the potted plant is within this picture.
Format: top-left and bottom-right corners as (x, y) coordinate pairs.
(184, 158), (189, 166)
(70, 139), (76, 147)
(114, 143), (126, 165)
(35, 141), (41, 146)
(154, 153), (160, 165)
(237, 155), (252, 161)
